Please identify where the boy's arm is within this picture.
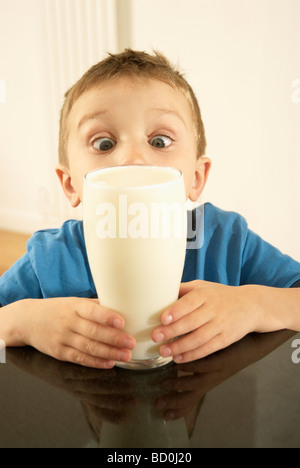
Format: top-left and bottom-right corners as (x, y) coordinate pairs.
(0, 297), (136, 369)
(0, 253), (43, 307)
(152, 281), (300, 364)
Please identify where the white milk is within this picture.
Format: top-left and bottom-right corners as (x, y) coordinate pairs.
(83, 165), (187, 369)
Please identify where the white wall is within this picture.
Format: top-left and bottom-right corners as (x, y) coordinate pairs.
(0, 0), (299, 261)
(0, 0), (117, 233)
(131, 0), (300, 261)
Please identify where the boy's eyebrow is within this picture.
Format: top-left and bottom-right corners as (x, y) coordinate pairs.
(77, 108), (187, 130)
(77, 111), (108, 130)
(150, 108), (187, 127)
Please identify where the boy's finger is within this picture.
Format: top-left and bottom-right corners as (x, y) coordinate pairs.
(161, 288), (205, 326)
(76, 299), (125, 329)
(62, 346), (116, 369)
(158, 323), (219, 363)
(68, 332), (134, 363)
(154, 308), (207, 343)
(172, 333), (228, 364)
(179, 281), (199, 296)
(73, 319), (136, 350)
(179, 280), (213, 297)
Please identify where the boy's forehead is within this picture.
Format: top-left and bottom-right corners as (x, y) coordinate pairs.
(68, 77), (193, 131)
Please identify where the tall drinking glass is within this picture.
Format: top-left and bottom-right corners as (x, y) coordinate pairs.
(83, 165), (187, 370)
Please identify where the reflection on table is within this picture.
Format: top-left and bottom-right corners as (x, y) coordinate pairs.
(2, 329), (298, 448)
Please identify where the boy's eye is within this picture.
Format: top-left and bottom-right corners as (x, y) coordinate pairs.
(149, 135), (172, 148)
(92, 137), (116, 151)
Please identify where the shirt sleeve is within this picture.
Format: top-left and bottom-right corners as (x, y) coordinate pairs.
(0, 221), (96, 306)
(0, 252), (42, 306)
(240, 229), (300, 288)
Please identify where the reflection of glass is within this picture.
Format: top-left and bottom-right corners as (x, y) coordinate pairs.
(101, 405), (189, 448)
(99, 368), (190, 448)
(83, 165), (187, 370)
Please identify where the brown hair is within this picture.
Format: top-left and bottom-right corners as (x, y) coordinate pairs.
(59, 49), (207, 166)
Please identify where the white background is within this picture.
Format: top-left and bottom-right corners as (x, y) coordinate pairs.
(0, 0), (299, 260)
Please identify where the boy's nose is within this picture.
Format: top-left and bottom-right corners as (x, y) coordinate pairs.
(118, 146), (149, 166)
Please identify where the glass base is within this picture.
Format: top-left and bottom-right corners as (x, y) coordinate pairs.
(115, 355), (173, 371)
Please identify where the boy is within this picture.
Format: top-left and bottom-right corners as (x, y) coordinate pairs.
(1, 49), (300, 369)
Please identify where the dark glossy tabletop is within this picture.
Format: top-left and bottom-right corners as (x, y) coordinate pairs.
(1, 329), (300, 449)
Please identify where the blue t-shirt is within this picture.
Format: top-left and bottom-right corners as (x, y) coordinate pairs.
(1, 203), (300, 306)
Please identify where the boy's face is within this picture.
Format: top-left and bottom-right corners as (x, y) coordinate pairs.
(57, 77), (210, 206)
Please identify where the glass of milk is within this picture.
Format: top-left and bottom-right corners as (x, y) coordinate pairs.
(83, 165), (187, 370)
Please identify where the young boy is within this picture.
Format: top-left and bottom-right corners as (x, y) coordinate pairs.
(1, 49), (300, 369)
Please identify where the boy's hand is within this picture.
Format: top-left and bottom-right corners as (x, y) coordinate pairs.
(13, 297), (136, 369)
(152, 280), (271, 364)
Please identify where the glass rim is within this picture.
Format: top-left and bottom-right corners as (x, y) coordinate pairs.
(84, 164), (183, 191)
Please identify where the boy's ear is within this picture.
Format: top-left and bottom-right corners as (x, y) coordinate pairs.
(189, 157), (211, 202)
(55, 165), (81, 208)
